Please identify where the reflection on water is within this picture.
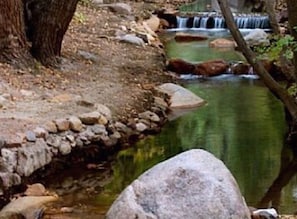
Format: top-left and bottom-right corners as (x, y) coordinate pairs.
(98, 76), (297, 214)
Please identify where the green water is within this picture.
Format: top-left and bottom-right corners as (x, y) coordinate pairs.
(103, 76), (297, 213)
(162, 29), (246, 63)
(50, 30), (297, 216)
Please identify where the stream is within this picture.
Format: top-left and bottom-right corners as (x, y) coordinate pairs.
(45, 29), (297, 216)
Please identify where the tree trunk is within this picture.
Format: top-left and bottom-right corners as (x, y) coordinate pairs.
(287, 0), (297, 79)
(25, 0), (79, 66)
(0, 0), (30, 66)
(265, 0), (280, 34)
(217, 0), (297, 122)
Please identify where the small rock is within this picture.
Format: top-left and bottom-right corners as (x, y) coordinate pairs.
(0, 137), (6, 149)
(107, 3), (131, 15)
(55, 119), (70, 132)
(33, 127), (48, 139)
(91, 124), (107, 135)
(59, 141), (72, 155)
(60, 207), (74, 213)
(252, 208), (278, 219)
(46, 135), (62, 148)
(98, 115), (108, 125)
(25, 131), (36, 142)
(110, 131), (121, 139)
(135, 122), (148, 132)
(114, 122), (131, 133)
(68, 116), (83, 132)
(44, 121), (58, 133)
(117, 34), (145, 46)
(0, 172), (21, 188)
(138, 111), (160, 122)
(95, 104), (112, 120)
(79, 111), (101, 125)
(77, 50), (99, 63)
(1, 149), (17, 173)
(101, 135), (117, 147)
(24, 183), (47, 196)
(5, 135), (24, 148)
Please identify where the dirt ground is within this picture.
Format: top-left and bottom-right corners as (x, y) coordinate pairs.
(0, 1), (175, 140)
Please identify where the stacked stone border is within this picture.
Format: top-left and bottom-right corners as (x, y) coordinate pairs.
(0, 91), (169, 204)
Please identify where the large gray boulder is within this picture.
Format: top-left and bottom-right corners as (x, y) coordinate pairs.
(244, 29), (269, 46)
(106, 149), (251, 219)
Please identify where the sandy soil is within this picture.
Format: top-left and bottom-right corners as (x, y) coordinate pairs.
(0, 1), (175, 139)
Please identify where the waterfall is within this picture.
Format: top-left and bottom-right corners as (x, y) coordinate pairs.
(177, 16), (189, 28)
(176, 14), (270, 29)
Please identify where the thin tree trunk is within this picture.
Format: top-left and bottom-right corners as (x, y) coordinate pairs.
(217, 0), (297, 121)
(265, 0), (280, 34)
(25, 0), (79, 66)
(0, 0), (31, 66)
(287, 0), (297, 79)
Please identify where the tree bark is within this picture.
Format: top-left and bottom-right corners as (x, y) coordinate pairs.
(217, 0), (297, 122)
(0, 0), (30, 66)
(265, 0), (280, 34)
(25, 0), (79, 66)
(287, 0), (297, 79)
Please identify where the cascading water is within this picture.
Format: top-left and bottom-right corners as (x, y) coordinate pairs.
(176, 14), (271, 29)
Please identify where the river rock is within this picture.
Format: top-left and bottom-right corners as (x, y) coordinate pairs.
(24, 183), (47, 196)
(194, 59), (229, 76)
(209, 38), (236, 48)
(231, 62), (251, 75)
(175, 33), (208, 42)
(156, 83), (205, 109)
(106, 149), (251, 219)
(244, 29), (269, 46)
(0, 196), (58, 218)
(167, 58), (196, 74)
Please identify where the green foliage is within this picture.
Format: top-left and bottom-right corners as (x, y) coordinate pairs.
(73, 12), (86, 24)
(79, 0), (91, 6)
(254, 34), (297, 61)
(288, 83), (297, 97)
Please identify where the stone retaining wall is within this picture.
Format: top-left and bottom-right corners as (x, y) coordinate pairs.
(0, 93), (169, 203)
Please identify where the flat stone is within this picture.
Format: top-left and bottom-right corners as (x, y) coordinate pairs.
(68, 116), (83, 132)
(157, 83), (205, 109)
(0, 196), (58, 217)
(79, 111), (101, 125)
(55, 118), (70, 132)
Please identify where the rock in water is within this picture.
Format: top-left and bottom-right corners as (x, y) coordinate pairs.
(106, 149), (251, 219)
